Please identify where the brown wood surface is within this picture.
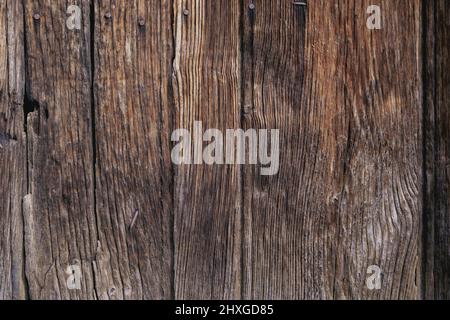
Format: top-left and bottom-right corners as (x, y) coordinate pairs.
(0, 0), (26, 300)
(424, 0), (450, 300)
(173, 0), (242, 299)
(23, 0), (96, 299)
(0, 0), (448, 300)
(242, 0), (422, 300)
(93, 0), (173, 299)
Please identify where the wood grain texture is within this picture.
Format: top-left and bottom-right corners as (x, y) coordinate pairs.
(242, 0), (422, 299)
(93, 0), (173, 299)
(23, 0), (97, 299)
(1, 0), (449, 301)
(172, 0), (242, 299)
(423, 0), (450, 300)
(0, 0), (26, 300)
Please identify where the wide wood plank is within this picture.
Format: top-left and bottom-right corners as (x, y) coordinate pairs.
(23, 0), (96, 299)
(93, 0), (174, 299)
(423, 0), (450, 300)
(0, 0), (26, 300)
(173, 0), (242, 299)
(242, 0), (422, 299)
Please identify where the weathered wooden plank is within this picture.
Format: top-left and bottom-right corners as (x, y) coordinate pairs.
(0, 0), (26, 300)
(23, 0), (97, 299)
(242, 0), (422, 299)
(1, 0), (444, 301)
(93, 0), (173, 299)
(173, 0), (242, 299)
(423, 0), (450, 300)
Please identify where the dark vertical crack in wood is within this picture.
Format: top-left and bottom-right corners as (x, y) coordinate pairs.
(90, 0), (100, 300)
(21, 0), (31, 299)
(169, 0), (176, 301)
(421, 0), (430, 300)
(239, 0), (245, 300)
(240, 0), (255, 299)
(89, 0), (99, 242)
(22, 0), (30, 191)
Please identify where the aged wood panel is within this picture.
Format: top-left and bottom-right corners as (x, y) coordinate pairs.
(1, 0), (449, 300)
(93, 0), (173, 299)
(23, 0), (97, 299)
(424, 0), (450, 300)
(0, 0), (26, 300)
(172, 0), (242, 299)
(242, 0), (422, 299)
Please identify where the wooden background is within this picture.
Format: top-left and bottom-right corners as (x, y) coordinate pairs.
(0, 0), (449, 300)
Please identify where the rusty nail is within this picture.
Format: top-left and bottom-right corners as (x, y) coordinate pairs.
(183, 9), (189, 16)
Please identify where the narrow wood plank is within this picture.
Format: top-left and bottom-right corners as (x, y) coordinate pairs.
(423, 0), (450, 300)
(173, 0), (242, 299)
(242, 0), (422, 299)
(23, 0), (97, 299)
(93, 0), (173, 299)
(0, 0), (27, 300)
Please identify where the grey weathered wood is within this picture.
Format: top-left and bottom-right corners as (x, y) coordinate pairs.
(242, 0), (422, 299)
(23, 0), (97, 299)
(93, 0), (173, 299)
(423, 0), (450, 300)
(0, 0), (26, 300)
(172, 0), (242, 299)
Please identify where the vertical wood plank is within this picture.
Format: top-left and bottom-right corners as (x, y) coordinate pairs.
(242, 0), (422, 299)
(93, 0), (174, 299)
(424, 0), (450, 300)
(23, 0), (97, 299)
(0, 0), (26, 300)
(173, 0), (242, 299)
